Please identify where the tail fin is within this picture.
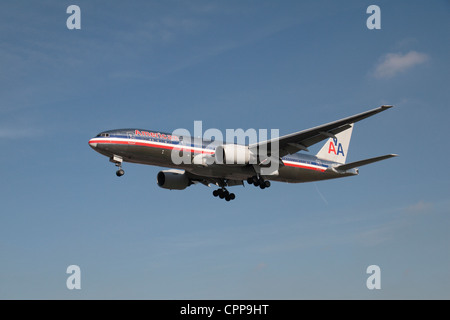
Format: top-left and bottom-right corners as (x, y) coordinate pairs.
(316, 124), (353, 164)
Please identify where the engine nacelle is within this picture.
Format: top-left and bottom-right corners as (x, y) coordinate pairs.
(156, 170), (190, 190)
(215, 144), (255, 165)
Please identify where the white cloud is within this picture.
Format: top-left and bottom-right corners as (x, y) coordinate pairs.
(353, 223), (397, 247)
(404, 200), (433, 215)
(373, 51), (429, 78)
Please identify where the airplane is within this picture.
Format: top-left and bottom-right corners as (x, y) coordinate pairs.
(88, 105), (397, 201)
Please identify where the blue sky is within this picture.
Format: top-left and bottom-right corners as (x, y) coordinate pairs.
(0, 0), (449, 299)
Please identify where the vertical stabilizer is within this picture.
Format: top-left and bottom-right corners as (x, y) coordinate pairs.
(316, 124), (353, 164)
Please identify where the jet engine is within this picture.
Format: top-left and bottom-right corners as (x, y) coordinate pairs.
(215, 144), (256, 165)
(156, 170), (190, 190)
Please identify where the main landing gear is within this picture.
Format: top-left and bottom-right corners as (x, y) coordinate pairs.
(110, 155), (125, 177)
(247, 176), (271, 189)
(213, 188), (236, 201)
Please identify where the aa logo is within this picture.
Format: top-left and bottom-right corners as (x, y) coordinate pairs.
(328, 138), (345, 156)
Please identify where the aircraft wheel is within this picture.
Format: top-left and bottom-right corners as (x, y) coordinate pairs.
(225, 195), (231, 201)
(213, 190), (219, 197)
(116, 169), (125, 177)
(259, 184), (266, 189)
(247, 177), (253, 185)
(219, 190), (225, 199)
(229, 193), (235, 200)
(264, 181), (271, 188)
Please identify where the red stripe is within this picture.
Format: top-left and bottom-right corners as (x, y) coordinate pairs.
(89, 139), (215, 154)
(90, 139), (325, 172)
(284, 162), (326, 172)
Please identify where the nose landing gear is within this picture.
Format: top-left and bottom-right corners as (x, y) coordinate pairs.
(110, 155), (125, 177)
(116, 168), (125, 177)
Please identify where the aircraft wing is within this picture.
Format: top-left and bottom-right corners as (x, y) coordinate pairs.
(249, 105), (393, 158)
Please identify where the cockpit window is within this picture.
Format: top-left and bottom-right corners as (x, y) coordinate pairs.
(98, 133), (110, 137)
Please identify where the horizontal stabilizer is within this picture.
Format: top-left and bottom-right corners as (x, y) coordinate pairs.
(335, 154), (398, 171)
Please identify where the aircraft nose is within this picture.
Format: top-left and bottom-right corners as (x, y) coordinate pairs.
(88, 138), (98, 149)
